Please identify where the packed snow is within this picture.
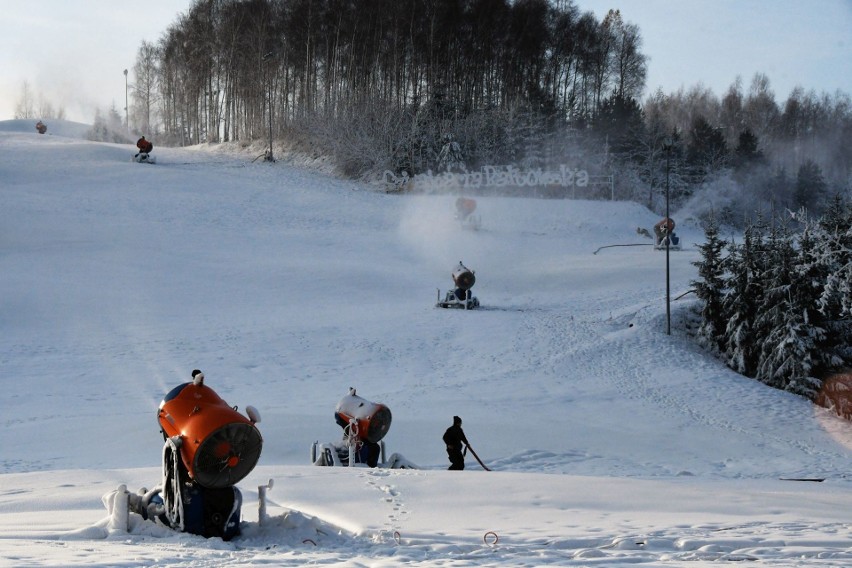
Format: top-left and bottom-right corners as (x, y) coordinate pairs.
(2, 119), (852, 567)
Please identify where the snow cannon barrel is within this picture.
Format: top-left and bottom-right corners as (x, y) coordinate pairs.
(655, 217), (675, 234)
(158, 381), (262, 489)
(334, 388), (392, 444)
(452, 262), (476, 291)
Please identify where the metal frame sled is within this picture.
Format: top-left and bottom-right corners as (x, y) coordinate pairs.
(437, 288), (480, 310)
(458, 214), (482, 231)
(311, 439), (419, 469)
(133, 152), (157, 164)
(653, 235), (681, 251)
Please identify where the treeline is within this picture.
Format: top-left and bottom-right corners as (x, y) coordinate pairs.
(131, 0), (646, 172)
(129, 0), (851, 220)
(692, 196), (852, 400)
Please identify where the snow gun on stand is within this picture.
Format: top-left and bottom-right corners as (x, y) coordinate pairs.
(653, 217), (681, 251)
(103, 370), (263, 540)
(311, 388), (418, 468)
(455, 197), (482, 230)
(437, 261), (480, 309)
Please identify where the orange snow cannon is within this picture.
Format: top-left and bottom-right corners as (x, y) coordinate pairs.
(334, 388), (392, 444)
(157, 372), (262, 489)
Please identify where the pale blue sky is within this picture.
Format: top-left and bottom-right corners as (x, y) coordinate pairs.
(1, 1), (850, 123)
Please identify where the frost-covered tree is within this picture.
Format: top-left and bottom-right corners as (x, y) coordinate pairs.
(693, 202), (852, 399)
(721, 220), (766, 375)
(437, 134), (465, 173)
(691, 214), (727, 353)
(817, 196), (852, 363)
(752, 221), (822, 395)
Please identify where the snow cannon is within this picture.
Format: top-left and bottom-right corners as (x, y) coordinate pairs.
(334, 388), (392, 444)
(454, 197), (482, 230)
(312, 388), (417, 468)
(456, 197), (477, 218)
(437, 261), (480, 309)
(157, 373), (262, 489)
(652, 217), (681, 250)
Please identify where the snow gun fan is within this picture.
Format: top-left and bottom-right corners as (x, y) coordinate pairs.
(157, 380), (262, 488)
(311, 388), (418, 468)
(437, 261), (480, 309)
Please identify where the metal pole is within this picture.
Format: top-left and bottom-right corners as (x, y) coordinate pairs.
(123, 69), (128, 129)
(262, 52), (275, 162)
(665, 142), (671, 336)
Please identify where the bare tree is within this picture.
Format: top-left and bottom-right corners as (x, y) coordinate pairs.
(132, 41), (161, 135)
(14, 80), (36, 119)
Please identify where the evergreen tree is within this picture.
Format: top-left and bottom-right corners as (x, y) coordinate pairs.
(686, 115), (728, 184)
(817, 196), (852, 364)
(753, 220), (824, 396)
(793, 159), (829, 213)
(759, 166), (795, 210)
(592, 93), (645, 158)
(722, 218), (768, 375)
(437, 133), (465, 173)
(786, 221), (836, 397)
(692, 215), (727, 354)
(732, 128), (765, 171)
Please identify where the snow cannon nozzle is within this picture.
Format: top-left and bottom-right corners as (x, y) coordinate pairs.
(191, 369), (204, 385)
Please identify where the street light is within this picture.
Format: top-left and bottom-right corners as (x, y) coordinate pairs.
(123, 69), (128, 129)
(262, 51), (275, 162)
(663, 136), (673, 336)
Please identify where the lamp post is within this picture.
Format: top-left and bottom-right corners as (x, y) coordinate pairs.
(663, 137), (673, 336)
(262, 52), (275, 162)
(123, 69), (128, 129)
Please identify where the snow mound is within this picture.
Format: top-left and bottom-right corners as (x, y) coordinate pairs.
(0, 118), (92, 139)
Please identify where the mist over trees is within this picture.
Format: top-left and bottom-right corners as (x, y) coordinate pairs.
(128, 0), (850, 222)
(14, 80), (66, 121)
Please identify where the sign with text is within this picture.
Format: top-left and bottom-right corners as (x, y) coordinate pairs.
(385, 165), (589, 193)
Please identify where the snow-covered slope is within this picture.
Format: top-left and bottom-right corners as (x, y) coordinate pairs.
(2, 121), (852, 566)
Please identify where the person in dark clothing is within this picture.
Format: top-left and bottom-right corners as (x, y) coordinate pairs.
(442, 416), (468, 470)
